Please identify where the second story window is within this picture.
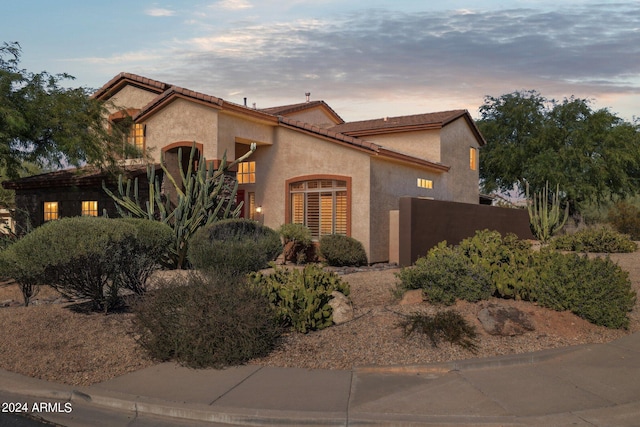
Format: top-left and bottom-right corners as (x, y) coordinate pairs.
(237, 161), (256, 184)
(470, 147), (478, 171)
(128, 124), (145, 154)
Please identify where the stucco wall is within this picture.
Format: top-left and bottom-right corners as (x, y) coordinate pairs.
(283, 109), (338, 129)
(144, 98), (219, 161)
(248, 126), (373, 260)
(105, 85), (159, 114)
(369, 157), (447, 263)
(364, 130), (441, 163)
(439, 118), (481, 204)
(218, 112), (275, 159)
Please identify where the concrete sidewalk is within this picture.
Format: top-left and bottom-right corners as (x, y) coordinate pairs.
(2, 332), (640, 426)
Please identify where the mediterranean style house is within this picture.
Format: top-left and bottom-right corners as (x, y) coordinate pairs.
(3, 73), (486, 263)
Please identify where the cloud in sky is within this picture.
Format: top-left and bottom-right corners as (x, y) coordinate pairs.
(121, 2), (638, 120)
(17, 0), (638, 121)
(145, 8), (176, 17)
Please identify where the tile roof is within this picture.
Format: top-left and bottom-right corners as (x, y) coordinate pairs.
(2, 164), (157, 190)
(278, 116), (379, 153)
(92, 72), (171, 100)
(260, 101), (345, 124)
(329, 110), (467, 134)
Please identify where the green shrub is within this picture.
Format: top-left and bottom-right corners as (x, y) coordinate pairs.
(279, 223), (314, 264)
(457, 230), (536, 300)
(551, 226), (637, 253)
(319, 234), (367, 267)
(396, 242), (493, 305)
(188, 219), (282, 275)
(531, 249), (636, 328)
(0, 217), (137, 311)
(116, 218), (173, 295)
(250, 263), (350, 333)
(134, 272), (281, 368)
(608, 201), (640, 240)
(399, 310), (478, 352)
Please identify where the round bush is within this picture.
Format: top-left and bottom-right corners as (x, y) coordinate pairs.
(188, 219), (282, 274)
(319, 234), (368, 267)
(134, 272), (281, 368)
(0, 217), (138, 311)
(397, 242), (493, 305)
(551, 226), (637, 253)
(531, 249), (636, 328)
(116, 218), (174, 294)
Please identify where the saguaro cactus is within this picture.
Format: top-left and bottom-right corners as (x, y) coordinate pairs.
(104, 142), (255, 268)
(526, 181), (569, 243)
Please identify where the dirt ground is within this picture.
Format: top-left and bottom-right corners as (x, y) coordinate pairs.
(0, 251), (638, 386)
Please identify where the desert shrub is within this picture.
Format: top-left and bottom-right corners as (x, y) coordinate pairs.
(188, 218), (282, 275)
(279, 223), (314, 264)
(0, 217), (137, 311)
(457, 230), (536, 300)
(399, 310), (478, 352)
(319, 234), (367, 267)
(134, 272), (281, 368)
(250, 263), (350, 333)
(551, 226), (637, 253)
(608, 201), (640, 240)
(396, 242), (493, 305)
(116, 218), (173, 294)
(531, 249), (636, 328)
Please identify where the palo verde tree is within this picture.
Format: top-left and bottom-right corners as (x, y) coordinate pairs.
(477, 90), (640, 218)
(0, 41), (134, 179)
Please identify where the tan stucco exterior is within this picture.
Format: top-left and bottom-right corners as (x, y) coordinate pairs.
(94, 73), (485, 264)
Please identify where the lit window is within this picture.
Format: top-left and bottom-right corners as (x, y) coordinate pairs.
(470, 147), (478, 170)
(44, 202), (58, 221)
(290, 179), (347, 240)
(81, 201), (98, 217)
(237, 161), (256, 184)
(128, 124), (145, 154)
(417, 178), (433, 189)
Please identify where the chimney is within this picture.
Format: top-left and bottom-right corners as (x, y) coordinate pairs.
(252, 102), (257, 109)
(305, 92), (311, 103)
(243, 97), (247, 107)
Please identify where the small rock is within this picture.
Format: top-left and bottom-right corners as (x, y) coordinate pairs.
(399, 289), (424, 305)
(478, 304), (535, 336)
(329, 291), (354, 324)
(1, 299), (14, 307)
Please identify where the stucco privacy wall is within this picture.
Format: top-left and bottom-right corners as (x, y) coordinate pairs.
(144, 98), (219, 161)
(369, 157), (447, 263)
(105, 85), (159, 115)
(364, 129), (442, 163)
(440, 119), (481, 204)
(398, 197), (535, 266)
(254, 126), (373, 260)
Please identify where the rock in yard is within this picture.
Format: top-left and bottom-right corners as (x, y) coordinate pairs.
(399, 289), (424, 305)
(478, 304), (535, 336)
(329, 291), (354, 324)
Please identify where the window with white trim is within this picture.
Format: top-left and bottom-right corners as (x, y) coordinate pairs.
(290, 179), (347, 240)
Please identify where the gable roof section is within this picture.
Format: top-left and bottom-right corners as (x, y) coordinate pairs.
(279, 117), (449, 172)
(330, 109), (486, 146)
(92, 72), (171, 100)
(261, 100), (345, 125)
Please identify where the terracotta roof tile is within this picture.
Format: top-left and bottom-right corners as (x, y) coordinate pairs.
(278, 117), (380, 153)
(329, 110), (467, 135)
(92, 72), (171, 99)
(260, 101), (345, 124)
(2, 164), (157, 190)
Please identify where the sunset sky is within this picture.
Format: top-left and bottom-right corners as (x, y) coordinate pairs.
(3, 0), (640, 122)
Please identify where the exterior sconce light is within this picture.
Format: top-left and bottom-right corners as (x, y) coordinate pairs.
(255, 206), (263, 214)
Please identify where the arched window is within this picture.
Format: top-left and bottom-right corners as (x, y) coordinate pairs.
(287, 176), (350, 240)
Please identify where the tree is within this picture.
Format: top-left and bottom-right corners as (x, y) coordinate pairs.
(477, 90), (640, 216)
(0, 41), (134, 179)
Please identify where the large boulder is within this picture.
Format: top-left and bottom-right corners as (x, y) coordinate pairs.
(329, 291), (354, 324)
